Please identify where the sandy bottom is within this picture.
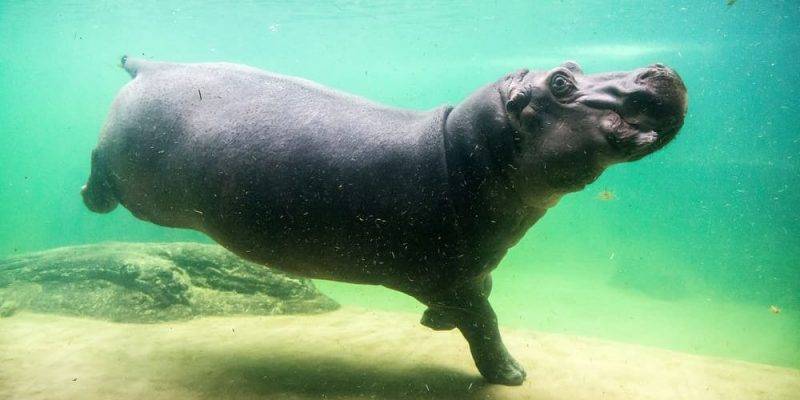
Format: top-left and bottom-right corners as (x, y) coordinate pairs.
(317, 271), (800, 369)
(1, 308), (798, 400)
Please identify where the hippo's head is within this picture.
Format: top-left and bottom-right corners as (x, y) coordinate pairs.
(499, 61), (687, 196)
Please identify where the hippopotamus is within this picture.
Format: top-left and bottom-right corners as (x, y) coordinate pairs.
(82, 56), (687, 385)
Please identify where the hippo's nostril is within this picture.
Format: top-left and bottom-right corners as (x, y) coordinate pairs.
(637, 69), (656, 81)
(637, 64), (680, 85)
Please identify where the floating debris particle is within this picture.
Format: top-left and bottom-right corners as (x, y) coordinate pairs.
(597, 189), (616, 201)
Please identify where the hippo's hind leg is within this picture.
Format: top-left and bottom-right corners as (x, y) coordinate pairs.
(421, 275), (525, 386)
(420, 307), (457, 330)
(81, 148), (118, 213)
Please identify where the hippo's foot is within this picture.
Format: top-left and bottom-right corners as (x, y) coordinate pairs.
(475, 350), (526, 386)
(420, 307), (456, 330)
(81, 150), (118, 214)
(423, 279), (527, 386)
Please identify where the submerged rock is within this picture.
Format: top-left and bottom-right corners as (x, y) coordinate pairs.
(0, 242), (339, 322)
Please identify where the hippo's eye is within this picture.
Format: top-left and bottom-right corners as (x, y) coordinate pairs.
(550, 74), (574, 97)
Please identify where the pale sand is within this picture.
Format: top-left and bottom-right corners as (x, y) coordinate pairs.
(0, 308), (798, 400)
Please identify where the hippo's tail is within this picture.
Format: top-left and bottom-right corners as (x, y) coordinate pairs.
(120, 55), (145, 78)
(81, 148), (118, 213)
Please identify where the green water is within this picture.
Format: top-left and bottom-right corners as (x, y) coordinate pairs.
(1, 0), (798, 370)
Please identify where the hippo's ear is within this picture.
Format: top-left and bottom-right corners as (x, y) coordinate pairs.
(505, 88), (531, 114)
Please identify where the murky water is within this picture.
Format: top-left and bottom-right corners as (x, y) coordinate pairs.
(0, 1), (798, 398)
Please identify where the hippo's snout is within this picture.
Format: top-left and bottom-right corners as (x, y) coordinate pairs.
(627, 64), (688, 137)
(583, 63), (687, 159)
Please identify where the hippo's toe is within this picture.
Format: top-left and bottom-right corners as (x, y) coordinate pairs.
(478, 354), (527, 386)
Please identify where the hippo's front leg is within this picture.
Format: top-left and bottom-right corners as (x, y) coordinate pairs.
(457, 295), (526, 385)
(421, 277), (525, 386)
(420, 274), (493, 331)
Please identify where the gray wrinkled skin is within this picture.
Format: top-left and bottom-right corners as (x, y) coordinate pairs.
(82, 57), (687, 385)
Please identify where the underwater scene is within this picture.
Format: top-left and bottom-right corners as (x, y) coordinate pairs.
(0, 1), (798, 399)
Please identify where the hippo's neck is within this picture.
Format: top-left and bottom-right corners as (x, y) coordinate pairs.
(443, 83), (549, 255)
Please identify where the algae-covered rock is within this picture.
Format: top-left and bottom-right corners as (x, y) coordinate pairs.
(0, 242), (339, 322)
(0, 300), (17, 317)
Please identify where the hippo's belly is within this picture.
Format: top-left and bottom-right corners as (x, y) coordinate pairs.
(191, 108), (460, 285)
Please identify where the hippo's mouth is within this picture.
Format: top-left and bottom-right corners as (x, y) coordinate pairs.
(603, 111), (659, 150)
